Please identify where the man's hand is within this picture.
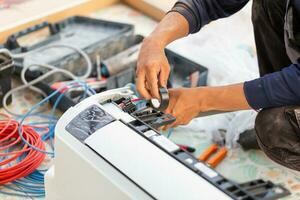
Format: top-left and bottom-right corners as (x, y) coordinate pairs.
(162, 88), (204, 130)
(136, 38), (170, 99)
(162, 84), (251, 130)
(135, 12), (189, 99)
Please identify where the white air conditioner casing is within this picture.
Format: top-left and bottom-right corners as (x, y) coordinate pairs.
(45, 87), (233, 200)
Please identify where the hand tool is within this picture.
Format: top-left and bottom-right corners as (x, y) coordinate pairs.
(198, 144), (218, 161)
(198, 144), (228, 168)
(177, 144), (196, 153)
(207, 147), (228, 168)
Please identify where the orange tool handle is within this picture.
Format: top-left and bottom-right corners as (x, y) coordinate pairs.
(207, 147), (228, 168)
(198, 144), (218, 161)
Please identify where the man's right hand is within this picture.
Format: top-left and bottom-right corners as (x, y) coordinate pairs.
(135, 12), (189, 99)
(136, 37), (170, 100)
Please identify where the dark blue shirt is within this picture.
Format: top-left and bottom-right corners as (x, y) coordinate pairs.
(171, 0), (300, 109)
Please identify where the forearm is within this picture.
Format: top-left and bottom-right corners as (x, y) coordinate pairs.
(162, 84), (250, 128)
(145, 12), (189, 48)
(199, 83), (251, 112)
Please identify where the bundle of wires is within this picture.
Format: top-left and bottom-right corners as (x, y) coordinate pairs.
(0, 113), (46, 184)
(0, 45), (95, 198)
(0, 113), (50, 197)
(2, 170), (46, 198)
(0, 81), (96, 198)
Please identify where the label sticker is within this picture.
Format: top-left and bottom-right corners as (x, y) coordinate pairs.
(152, 135), (179, 152)
(194, 163), (218, 178)
(185, 158), (194, 164)
(66, 105), (115, 142)
(143, 130), (157, 138)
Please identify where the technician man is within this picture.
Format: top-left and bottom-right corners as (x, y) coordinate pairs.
(136, 0), (300, 171)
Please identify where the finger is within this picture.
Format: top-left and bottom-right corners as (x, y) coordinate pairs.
(162, 126), (168, 131)
(136, 71), (152, 99)
(164, 105), (172, 115)
(162, 124), (172, 131)
(164, 97), (174, 114)
(182, 119), (190, 125)
(159, 66), (170, 88)
(170, 120), (180, 128)
(164, 93), (176, 114)
(162, 122), (178, 131)
(166, 107), (182, 129)
(146, 71), (160, 99)
(164, 112), (179, 130)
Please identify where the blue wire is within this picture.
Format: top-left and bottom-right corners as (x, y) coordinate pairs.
(126, 83), (138, 96)
(0, 81), (96, 198)
(17, 81), (94, 155)
(2, 171), (45, 197)
(0, 190), (44, 198)
(167, 128), (173, 138)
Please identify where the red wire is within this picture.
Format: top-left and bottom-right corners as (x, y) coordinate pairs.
(0, 113), (46, 185)
(131, 98), (142, 102)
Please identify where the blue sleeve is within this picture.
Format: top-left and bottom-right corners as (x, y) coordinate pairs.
(170, 0), (249, 33)
(244, 62), (300, 109)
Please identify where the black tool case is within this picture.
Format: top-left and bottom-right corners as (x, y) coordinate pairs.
(5, 16), (137, 80)
(104, 36), (209, 90)
(0, 51), (14, 107)
(4, 15), (209, 87)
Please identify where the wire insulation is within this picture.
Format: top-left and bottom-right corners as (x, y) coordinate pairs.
(0, 113), (46, 185)
(2, 45), (93, 116)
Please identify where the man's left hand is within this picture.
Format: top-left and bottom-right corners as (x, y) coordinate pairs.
(162, 88), (204, 130)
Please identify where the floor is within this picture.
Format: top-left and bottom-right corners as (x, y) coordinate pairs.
(1, 3), (300, 200)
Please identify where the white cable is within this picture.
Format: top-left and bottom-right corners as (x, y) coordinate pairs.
(0, 48), (13, 56)
(20, 63), (78, 98)
(3, 70), (75, 116)
(2, 44), (93, 116)
(19, 44), (92, 98)
(12, 44), (92, 76)
(13, 44), (92, 79)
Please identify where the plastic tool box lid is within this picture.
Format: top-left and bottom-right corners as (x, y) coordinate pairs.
(5, 16), (135, 74)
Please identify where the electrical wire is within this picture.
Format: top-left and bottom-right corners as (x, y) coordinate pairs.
(19, 44), (92, 98)
(1, 170), (45, 198)
(2, 44), (93, 116)
(3, 69), (73, 117)
(0, 48), (13, 57)
(167, 128), (173, 138)
(0, 113), (46, 185)
(0, 44), (95, 198)
(0, 81), (95, 198)
(13, 44), (92, 80)
(16, 81), (95, 155)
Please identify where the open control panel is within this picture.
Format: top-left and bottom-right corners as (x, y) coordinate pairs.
(65, 90), (290, 200)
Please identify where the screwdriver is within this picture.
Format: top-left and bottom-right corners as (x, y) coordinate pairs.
(177, 144), (196, 153)
(207, 147), (228, 168)
(198, 144), (218, 161)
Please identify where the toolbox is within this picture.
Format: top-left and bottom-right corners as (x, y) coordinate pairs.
(5, 16), (136, 80)
(3, 15), (209, 111)
(0, 51), (14, 107)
